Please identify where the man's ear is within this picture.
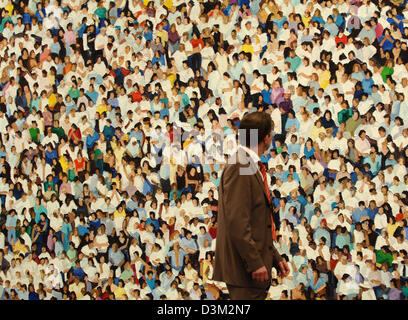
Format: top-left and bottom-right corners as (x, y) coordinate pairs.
(264, 133), (271, 144)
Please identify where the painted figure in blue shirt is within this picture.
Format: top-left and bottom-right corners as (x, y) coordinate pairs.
(72, 261), (86, 280)
(50, 40), (61, 55)
(324, 17), (339, 37)
(180, 232), (198, 252)
(335, 227), (351, 249)
(146, 212), (160, 230)
(34, 198), (47, 224)
(229, 55), (244, 80)
(309, 269), (326, 294)
(275, 235), (290, 257)
(287, 140), (301, 156)
(152, 282), (167, 300)
(330, 11), (345, 28)
(313, 220), (331, 245)
(142, 28), (153, 41)
(108, 243), (125, 268)
(28, 284), (39, 300)
(160, 269), (176, 291)
(37, 214), (50, 249)
(366, 201), (378, 221)
(292, 93), (309, 113)
(362, 70), (374, 94)
(292, 252), (307, 272)
(259, 58), (272, 75)
(77, 22), (87, 38)
(306, 100), (319, 114)
(363, 152), (382, 176)
(352, 201), (371, 224)
(271, 194), (280, 213)
(238, 0), (250, 8)
(304, 141), (316, 160)
(45, 144), (58, 166)
(107, 93), (119, 109)
(261, 83), (272, 105)
(198, 227), (213, 248)
(294, 265), (310, 288)
(389, 177), (406, 195)
(283, 168), (300, 183)
(86, 129), (100, 151)
(279, 198), (290, 221)
(273, 168), (284, 181)
(285, 50), (302, 72)
(304, 198), (314, 224)
(78, 219), (89, 237)
(61, 216), (72, 251)
(391, 96), (402, 121)
(312, 15), (325, 26)
(54, 240), (64, 258)
(295, 193), (308, 207)
(379, 29), (395, 51)
(34, 3), (46, 22)
(142, 176), (153, 195)
(160, 105), (169, 119)
(351, 69), (364, 83)
(5, 210), (17, 245)
(369, 85), (382, 106)
(85, 86), (99, 104)
(285, 111), (300, 132)
(273, 13), (288, 31)
(386, 10), (407, 33)
(134, 201), (147, 220)
(285, 206), (300, 226)
(102, 121), (115, 143)
(146, 271), (156, 291)
(167, 242), (186, 272)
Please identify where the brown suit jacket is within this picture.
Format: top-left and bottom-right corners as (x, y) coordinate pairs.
(213, 147), (283, 288)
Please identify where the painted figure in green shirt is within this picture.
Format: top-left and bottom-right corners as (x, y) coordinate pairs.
(381, 60), (394, 83)
(93, 143), (104, 174)
(338, 105), (353, 124)
(52, 119), (66, 140)
(94, 2), (107, 21)
(376, 248), (393, 268)
(29, 121), (40, 143)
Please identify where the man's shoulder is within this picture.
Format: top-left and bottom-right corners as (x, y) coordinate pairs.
(222, 151), (257, 177)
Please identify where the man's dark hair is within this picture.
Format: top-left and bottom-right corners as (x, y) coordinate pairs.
(238, 112), (272, 147)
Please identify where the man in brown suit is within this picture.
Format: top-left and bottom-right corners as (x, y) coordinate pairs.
(213, 111), (290, 300)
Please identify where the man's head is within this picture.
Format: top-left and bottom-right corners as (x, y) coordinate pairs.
(238, 112), (272, 152)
